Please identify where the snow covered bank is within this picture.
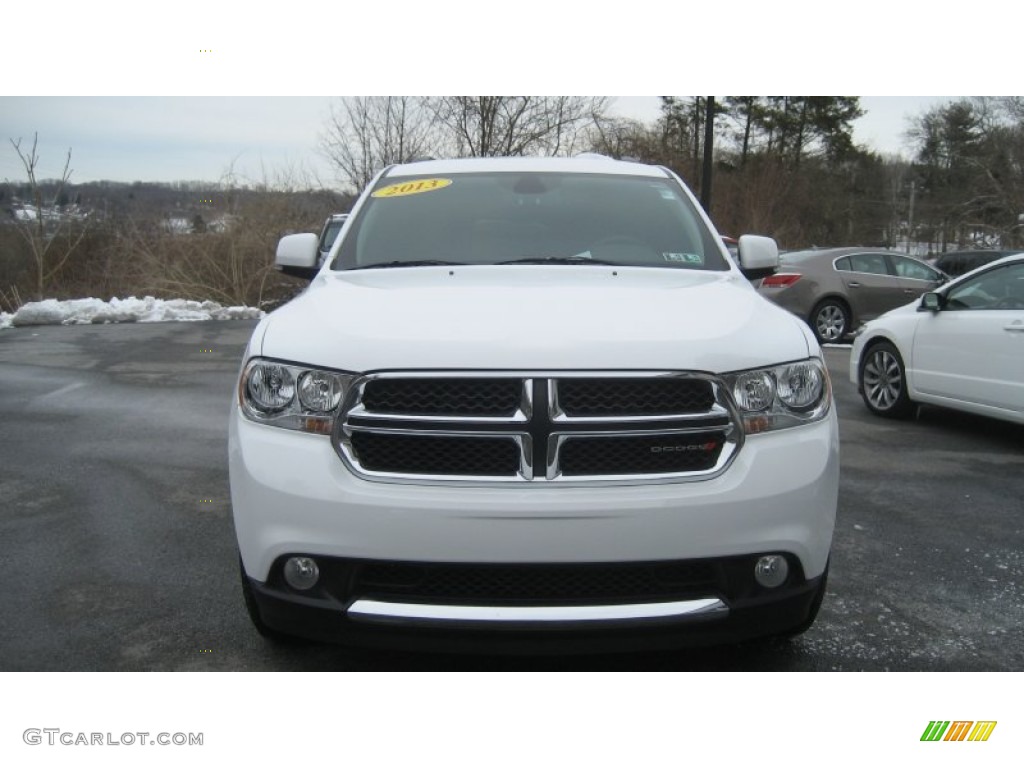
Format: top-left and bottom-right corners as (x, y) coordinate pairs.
(0, 296), (264, 330)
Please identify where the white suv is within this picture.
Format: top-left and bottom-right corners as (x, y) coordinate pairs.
(230, 156), (838, 652)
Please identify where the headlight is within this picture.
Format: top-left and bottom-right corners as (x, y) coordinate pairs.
(776, 363), (824, 410)
(732, 370), (775, 412)
(298, 370), (345, 412)
(723, 358), (830, 434)
(247, 363), (295, 412)
(239, 358), (354, 434)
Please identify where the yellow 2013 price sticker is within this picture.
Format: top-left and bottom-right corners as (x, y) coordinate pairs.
(371, 178), (452, 198)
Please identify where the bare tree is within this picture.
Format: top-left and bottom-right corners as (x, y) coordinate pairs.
(321, 97), (437, 193)
(997, 97), (1024, 123)
(425, 97), (610, 157)
(9, 133), (89, 300)
(587, 115), (659, 161)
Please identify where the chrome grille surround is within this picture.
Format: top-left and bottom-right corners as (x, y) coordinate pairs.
(333, 371), (743, 486)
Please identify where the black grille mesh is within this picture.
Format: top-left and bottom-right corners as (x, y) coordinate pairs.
(355, 561), (720, 602)
(351, 432), (520, 476)
(560, 433), (722, 476)
(558, 377), (715, 416)
(362, 378), (521, 417)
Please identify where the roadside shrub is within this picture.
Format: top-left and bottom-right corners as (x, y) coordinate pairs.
(1, 189), (345, 310)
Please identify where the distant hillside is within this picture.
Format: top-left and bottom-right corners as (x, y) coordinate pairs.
(1, 179), (353, 233)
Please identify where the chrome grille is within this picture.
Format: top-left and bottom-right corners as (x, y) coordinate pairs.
(335, 372), (740, 484)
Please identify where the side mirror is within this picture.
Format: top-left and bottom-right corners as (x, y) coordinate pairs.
(276, 233), (320, 280)
(736, 234), (780, 281)
(919, 292), (944, 312)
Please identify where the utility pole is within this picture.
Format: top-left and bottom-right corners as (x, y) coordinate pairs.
(699, 97), (715, 212)
(906, 180), (916, 254)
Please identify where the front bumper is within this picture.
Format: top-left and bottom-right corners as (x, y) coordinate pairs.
(244, 553), (827, 652)
(850, 333), (868, 391)
(230, 406), (838, 646)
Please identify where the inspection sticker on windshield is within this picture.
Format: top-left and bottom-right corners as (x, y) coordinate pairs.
(372, 178), (452, 198)
(663, 252), (703, 265)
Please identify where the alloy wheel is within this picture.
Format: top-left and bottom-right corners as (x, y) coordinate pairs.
(815, 304), (846, 342)
(863, 348), (903, 411)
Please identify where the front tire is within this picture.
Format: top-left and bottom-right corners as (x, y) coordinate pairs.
(859, 341), (914, 418)
(811, 299), (850, 344)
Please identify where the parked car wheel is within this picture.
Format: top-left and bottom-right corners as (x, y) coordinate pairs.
(859, 341), (914, 418)
(812, 299), (849, 343)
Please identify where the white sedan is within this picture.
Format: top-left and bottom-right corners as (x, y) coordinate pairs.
(850, 252), (1024, 424)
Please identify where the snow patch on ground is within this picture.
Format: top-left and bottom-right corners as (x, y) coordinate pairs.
(1, 297), (263, 329)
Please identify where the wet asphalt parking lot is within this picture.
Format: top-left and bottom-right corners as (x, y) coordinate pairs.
(0, 320), (1022, 671)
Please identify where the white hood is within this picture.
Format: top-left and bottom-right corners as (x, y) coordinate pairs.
(260, 266), (811, 373)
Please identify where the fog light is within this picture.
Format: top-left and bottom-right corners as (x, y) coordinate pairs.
(283, 556), (319, 590)
(754, 555), (789, 588)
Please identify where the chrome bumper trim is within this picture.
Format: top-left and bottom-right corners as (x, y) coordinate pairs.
(347, 597), (728, 624)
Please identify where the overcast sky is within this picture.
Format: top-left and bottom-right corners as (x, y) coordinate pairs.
(0, 2), (1005, 189)
(0, 96), (954, 188)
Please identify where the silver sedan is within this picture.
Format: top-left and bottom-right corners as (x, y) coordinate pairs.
(757, 247), (946, 344)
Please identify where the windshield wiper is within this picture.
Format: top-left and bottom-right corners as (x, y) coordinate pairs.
(496, 256), (622, 266)
(347, 260), (467, 270)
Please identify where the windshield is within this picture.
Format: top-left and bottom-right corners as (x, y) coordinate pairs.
(319, 219), (346, 252)
(334, 172), (729, 271)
